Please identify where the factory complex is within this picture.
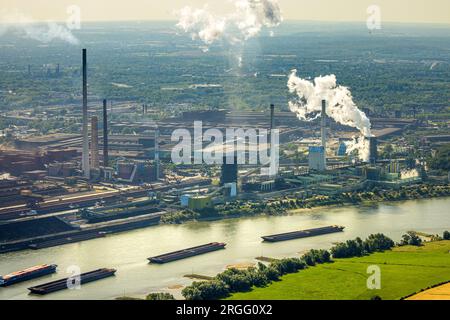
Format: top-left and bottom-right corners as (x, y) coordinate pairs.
(0, 49), (445, 255)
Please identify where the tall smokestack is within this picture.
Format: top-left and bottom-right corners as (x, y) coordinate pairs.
(82, 49), (90, 178)
(103, 99), (109, 167)
(321, 100), (327, 169)
(155, 127), (160, 180)
(270, 104), (275, 131)
(269, 104), (275, 150)
(369, 136), (378, 164)
(91, 116), (100, 169)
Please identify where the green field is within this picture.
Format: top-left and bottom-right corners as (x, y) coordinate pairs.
(229, 241), (450, 300)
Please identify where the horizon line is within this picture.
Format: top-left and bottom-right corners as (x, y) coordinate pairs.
(3, 18), (450, 27)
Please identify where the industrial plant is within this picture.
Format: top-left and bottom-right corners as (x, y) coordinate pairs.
(0, 0), (450, 302)
(0, 45), (442, 257)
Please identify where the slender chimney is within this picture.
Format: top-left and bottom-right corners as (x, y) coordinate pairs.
(103, 99), (109, 167)
(91, 116), (100, 169)
(269, 104), (275, 150)
(270, 104), (275, 132)
(82, 49), (90, 178)
(321, 100), (327, 169)
(155, 127), (160, 180)
(369, 136), (378, 164)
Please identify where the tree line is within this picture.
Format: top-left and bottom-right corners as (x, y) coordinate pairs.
(182, 233), (395, 300)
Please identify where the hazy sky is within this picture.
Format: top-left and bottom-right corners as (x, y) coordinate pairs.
(2, 0), (450, 24)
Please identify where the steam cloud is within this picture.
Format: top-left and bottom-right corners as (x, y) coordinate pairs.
(176, 0), (282, 48)
(287, 69), (373, 161)
(0, 11), (79, 45)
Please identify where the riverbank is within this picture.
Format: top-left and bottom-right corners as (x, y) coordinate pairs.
(229, 240), (450, 300)
(161, 184), (450, 225)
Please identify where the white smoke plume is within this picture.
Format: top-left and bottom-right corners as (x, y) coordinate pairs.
(287, 69), (373, 161)
(176, 0), (282, 47)
(0, 10), (79, 45)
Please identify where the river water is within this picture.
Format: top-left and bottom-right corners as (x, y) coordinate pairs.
(1, 197), (449, 300)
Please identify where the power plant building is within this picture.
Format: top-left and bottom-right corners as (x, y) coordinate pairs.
(220, 156), (238, 186)
(308, 146), (326, 171)
(337, 142), (347, 156)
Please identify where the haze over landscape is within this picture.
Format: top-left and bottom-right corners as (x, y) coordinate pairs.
(1, 0), (450, 24)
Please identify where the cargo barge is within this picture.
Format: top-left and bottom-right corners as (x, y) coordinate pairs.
(80, 198), (160, 223)
(148, 242), (226, 264)
(262, 225), (345, 242)
(0, 264), (57, 287)
(28, 268), (116, 295)
(0, 213), (163, 254)
(28, 232), (106, 250)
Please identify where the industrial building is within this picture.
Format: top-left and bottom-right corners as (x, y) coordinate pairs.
(309, 146), (326, 171)
(369, 137), (378, 164)
(221, 156), (238, 186)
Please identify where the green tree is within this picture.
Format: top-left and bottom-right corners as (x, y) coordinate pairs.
(443, 231), (450, 240)
(146, 293), (176, 300)
(400, 232), (422, 246)
(429, 144), (450, 171)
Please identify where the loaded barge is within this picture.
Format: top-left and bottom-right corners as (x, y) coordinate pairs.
(28, 268), (116, 295)
(148, 242), (226, 264)
(262, 225), (345, 242)
(28, 232), (106, 250)
(80, 198), (160, 223)
(0, 264), (57, 287)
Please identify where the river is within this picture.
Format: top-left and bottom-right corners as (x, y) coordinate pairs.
(1, 197), (449, 300)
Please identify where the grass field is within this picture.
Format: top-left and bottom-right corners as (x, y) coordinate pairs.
(229, 241), (450, 300)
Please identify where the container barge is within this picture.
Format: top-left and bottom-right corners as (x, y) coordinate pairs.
(28, 268), (116, 295)
(0, 264), (57, 287)
(148, 242), (226, 264)
(262, 225), (345, 242)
